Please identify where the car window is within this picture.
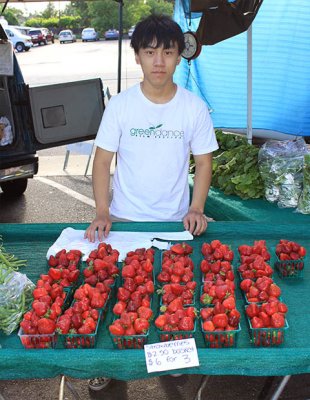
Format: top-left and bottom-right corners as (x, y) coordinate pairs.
(29, 30), (41, 35)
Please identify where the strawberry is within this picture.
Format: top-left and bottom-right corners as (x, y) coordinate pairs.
(212, 313), (228, 329)
(37, 318), (56, 334)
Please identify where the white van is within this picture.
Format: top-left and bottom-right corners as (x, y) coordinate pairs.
(4, 26), (33, 52)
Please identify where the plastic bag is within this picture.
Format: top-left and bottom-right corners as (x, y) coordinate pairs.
(0, 268), (34, 335)
(0, 116), (13, 146)
(297, 154), (310, 214)
(258, 137), (308, 208)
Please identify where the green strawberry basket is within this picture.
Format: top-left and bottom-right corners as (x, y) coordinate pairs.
(18, 328), (57, 349)
(57, 308), (103, 349)
(246, 314), (289, 347)
(275, 255), (305, 279)
(201, 321), (241, 348)
(110, 329), (149, 349)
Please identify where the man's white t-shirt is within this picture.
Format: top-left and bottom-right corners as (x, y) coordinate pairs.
(95, 83), (218, 221)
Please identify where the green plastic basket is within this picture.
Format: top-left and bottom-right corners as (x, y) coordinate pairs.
(275, 257), (305, 278)
(110, 330), (149, 349)
(18, 328), (57, 349)
(201, 322), (241, 348)
(246, 314), (289, 347)
(57, 309), (102, 349)
(157, 320), (196, 342)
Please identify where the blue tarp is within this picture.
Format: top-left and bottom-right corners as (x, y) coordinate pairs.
(174, 0), (310, 136)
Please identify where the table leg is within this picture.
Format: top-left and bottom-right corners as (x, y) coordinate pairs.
(193, 375), (210, 400)
(269, 375), (291, 400)
(58, 375), (82, 400)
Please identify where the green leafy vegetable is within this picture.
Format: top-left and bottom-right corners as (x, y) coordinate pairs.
(211, 131), (264, 199)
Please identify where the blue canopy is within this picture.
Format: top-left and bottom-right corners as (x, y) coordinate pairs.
(174, 0), (310, 136)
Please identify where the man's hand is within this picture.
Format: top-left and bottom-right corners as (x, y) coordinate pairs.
(183, 209), (208, 236)
(84, 214), (112, 242)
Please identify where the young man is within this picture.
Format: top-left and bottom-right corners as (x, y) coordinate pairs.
(85, 14), (218, 244)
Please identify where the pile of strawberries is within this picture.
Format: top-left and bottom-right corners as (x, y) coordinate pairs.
(276, 239), (306, 261)
(240, 276), (281, 303)
(47, 249), (82, 289)
(56, 300), (102, 348)
(109, 248), (155, 341)
(156, 243), (194, 284)
(157, 281), (197, 306)
(237, 240), (273, 279)
(275, 239), (306, 277)
(198, 240), (241, 347)
(83, 242), (120, 287)
(237, 240), (292, 346)
(245, 299), (288, 346)
(200, 240), (236, 307)
(155, 300), (197, 340)
(155, 243), (197, 339)
(19, 268), (72, 348)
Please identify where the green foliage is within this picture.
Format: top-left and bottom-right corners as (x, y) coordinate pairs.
(212, 132), (265, 199)
(40, 2), (58, 19)
(88, 0), (119, 33)
(3, 7), (23, 25)
(59, 16), (81, 30)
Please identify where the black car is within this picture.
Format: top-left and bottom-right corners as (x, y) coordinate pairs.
(0, 25), (105, 197)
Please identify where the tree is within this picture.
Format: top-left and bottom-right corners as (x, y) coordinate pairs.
(40, 2), (58, 19)
(88, 0), (119, 33)
(4, 7), (24, 25)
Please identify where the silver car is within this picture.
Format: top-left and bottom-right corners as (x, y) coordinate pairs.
(58, 29), (76, 44)
(82, 27), (99, 42)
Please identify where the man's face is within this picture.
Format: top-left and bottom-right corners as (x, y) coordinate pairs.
(135, 41), (181, 89)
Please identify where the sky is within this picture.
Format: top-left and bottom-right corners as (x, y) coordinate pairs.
(8, 1), (69, 16)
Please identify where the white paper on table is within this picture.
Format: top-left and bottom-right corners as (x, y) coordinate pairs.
(46, 227), (193, 261)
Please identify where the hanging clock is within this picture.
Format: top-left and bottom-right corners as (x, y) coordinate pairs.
(181, 31), (202, 61)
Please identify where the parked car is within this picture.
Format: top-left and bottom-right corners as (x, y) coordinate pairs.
(128, 25), (135, 38)
(28, 28), (54, 45)
(0, 27), (105, 197)
(3, 26), (33, 52)
(58, 30), (76, 44)
(82, 27), (99, 42)
(104, 29), (119, 40)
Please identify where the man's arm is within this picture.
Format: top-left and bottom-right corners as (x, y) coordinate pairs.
(84, 147), (115, 242)
(183, 153), (213, 235)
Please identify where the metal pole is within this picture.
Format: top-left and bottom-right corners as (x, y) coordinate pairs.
(117, 1), (123, 93)
(247, 24), (253, 144)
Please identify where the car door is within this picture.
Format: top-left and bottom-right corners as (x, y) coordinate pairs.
(28, 78), (105, 150)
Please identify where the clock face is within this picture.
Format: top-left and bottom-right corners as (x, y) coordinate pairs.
(182, 31), (201, 61)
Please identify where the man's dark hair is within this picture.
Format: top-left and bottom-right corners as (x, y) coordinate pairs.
(130, 14), (185, 55)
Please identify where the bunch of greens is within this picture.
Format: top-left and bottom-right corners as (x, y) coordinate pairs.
(212, 141), (264, 199)
(297, 154), (310, 214)
(214, 129), (248, 155)
(0, 239), (34, 335)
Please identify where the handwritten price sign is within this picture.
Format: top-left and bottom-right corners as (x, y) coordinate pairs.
(144, 338), (199, 373)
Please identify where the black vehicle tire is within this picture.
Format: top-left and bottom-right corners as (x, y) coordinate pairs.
(0, 178), (28, 197)
(15, 42), (25, 52)
(25, 47), (30, 52)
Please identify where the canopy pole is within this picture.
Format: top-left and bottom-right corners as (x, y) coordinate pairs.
(247, 24), (253, 144)
(117, 0), (123, 94)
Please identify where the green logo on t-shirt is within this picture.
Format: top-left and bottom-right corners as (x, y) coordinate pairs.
(130, 124), (184, 139)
